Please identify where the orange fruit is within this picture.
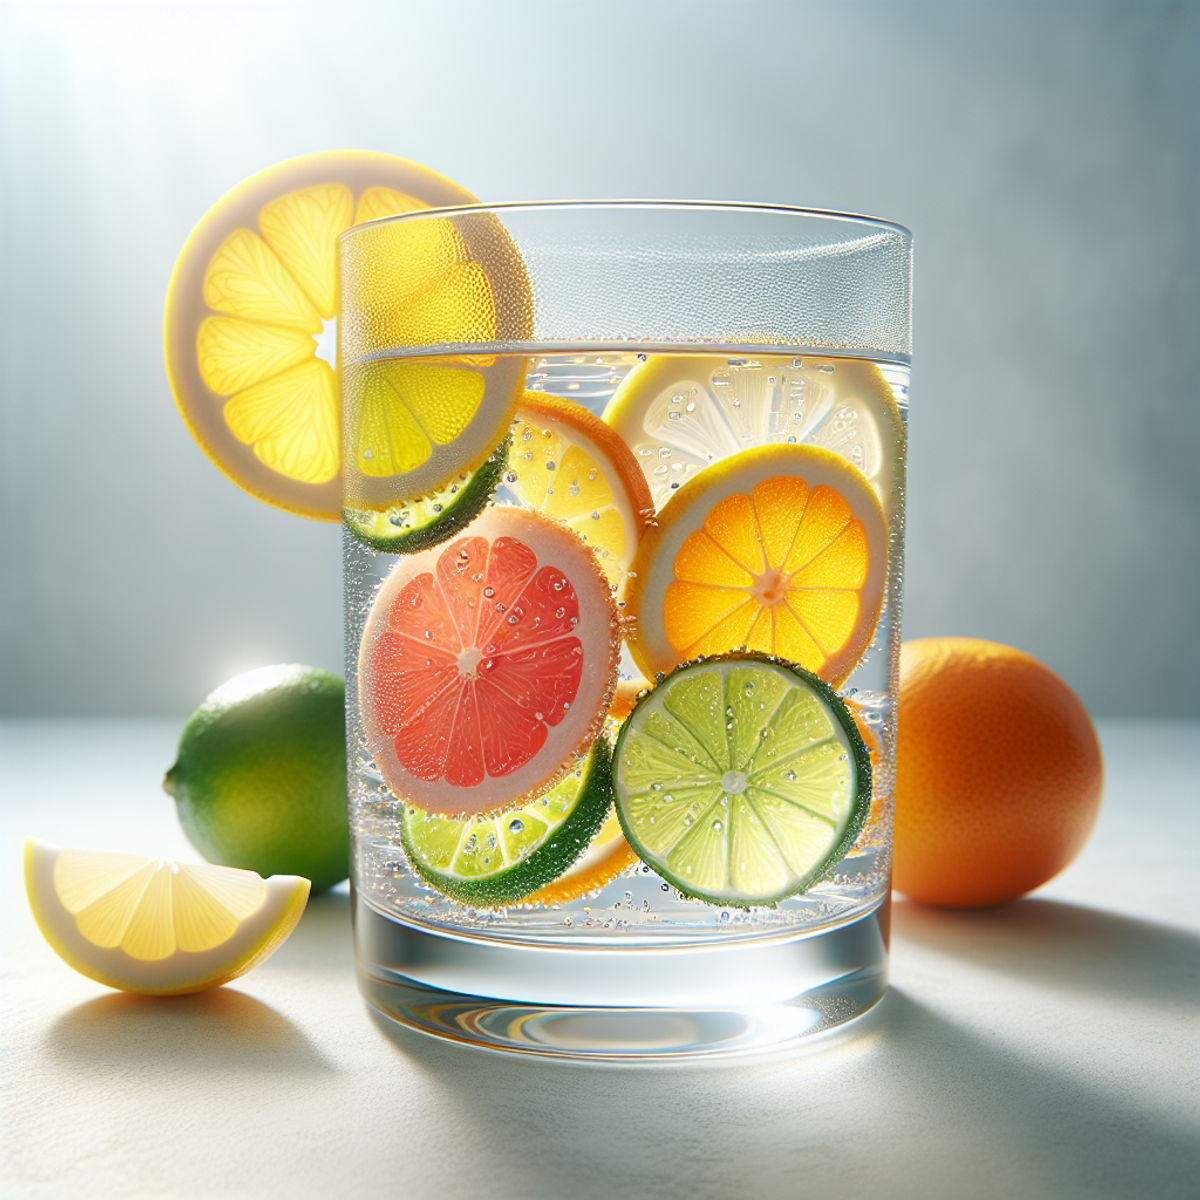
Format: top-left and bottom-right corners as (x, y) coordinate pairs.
(626, 443), (887, 686)
(893, 637), (1103, 908)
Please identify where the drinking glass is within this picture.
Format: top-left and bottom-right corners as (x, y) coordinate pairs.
(339, 201), (911, 1058)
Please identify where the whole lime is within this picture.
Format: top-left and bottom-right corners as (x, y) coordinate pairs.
(164, 664), (349, 891)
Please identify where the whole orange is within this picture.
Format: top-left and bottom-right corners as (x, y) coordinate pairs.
(892, 637), (1103, 907)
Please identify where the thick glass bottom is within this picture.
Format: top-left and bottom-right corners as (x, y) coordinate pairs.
(354, 893), (890, 1060)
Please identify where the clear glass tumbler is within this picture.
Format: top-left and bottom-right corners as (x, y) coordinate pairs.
(340, 201), (910, 1058)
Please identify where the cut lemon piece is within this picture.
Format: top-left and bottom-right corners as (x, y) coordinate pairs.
(626, 443), (887, 686)
(604, 354), (904, 509)
(339, 211), (533, 510)
(164, 151), (496, 520)
(24, 839), (309, 995)
(613, 654), (871, 906)
(400, 737), (614, 906)
(506, 393), (654, 594)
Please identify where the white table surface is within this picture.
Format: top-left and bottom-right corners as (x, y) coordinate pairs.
(2, 718), (1197, 1200)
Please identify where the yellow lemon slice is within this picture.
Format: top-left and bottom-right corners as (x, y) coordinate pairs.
(165, 151), (529, 519)
(603, 354), (905, 510)
(506, 393), (654, 594)
(25, 839), (310, 995)
(626, 443), (887, 687)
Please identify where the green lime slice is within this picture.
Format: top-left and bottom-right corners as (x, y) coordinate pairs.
(613, 653), (871, 907)
(343, 436), (509, 554)
(399, 737), (613, 906)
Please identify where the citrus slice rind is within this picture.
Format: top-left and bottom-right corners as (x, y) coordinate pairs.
(357, 505), (621, 817)
(400, 736), (614, 906)
(343, 436), (510, 554)
(524, 805), (640, 906)
(24, 839), (310, 995)
(612, 653), (871, 907)
(603, 354), (904, 509)
(164, 151), (488, 521)
(626, 442), (887, 687)
(506, 392), (654, 596)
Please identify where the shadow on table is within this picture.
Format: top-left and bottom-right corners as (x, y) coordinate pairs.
(893, 896), (1200, 1010)
(364, 953), (1199, 1200)
(45, 987), (336, 1077)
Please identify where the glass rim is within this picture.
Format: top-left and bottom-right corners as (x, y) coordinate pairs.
(338, 197), (912, 241)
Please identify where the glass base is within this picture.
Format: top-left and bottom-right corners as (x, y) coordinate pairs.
(354, 893), (890, 1060)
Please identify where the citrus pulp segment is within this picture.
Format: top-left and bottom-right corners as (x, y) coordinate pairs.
(506, 393), (654, 594)
(400, 736), (614, 906)
(612, 655), (871, 906)
(603, 355), (905, 509)
(343, 436), (510, 554)
(339, 210), (534, 509)
(358, 505), (621, 816)
(24, 839), (310, 995)
(165, 150), (481, 520)
(626, 443), (887, 686)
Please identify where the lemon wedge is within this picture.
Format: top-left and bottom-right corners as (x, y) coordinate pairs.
(25, 839), (310, 995)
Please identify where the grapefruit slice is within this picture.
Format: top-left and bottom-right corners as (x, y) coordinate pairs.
(25, 840), (310, 995)
(358, 506), (621, 816)
(626, 443), (887, 686)
(603, 354), (904, 509)
(506, 393), (654, 595)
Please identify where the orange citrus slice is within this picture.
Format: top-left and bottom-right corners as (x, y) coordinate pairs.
(358, 505), (621, 816)
(626, 443), (887, 686)
(525, 806), (639, 905)
(505, 393), (654, 594)
(164, 151), (528, 519)
(25, 839), (309, 995)
(604, 354), (904, 509)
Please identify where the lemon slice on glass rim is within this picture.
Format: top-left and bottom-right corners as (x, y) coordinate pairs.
(164, 150), (531, 520)
(25, 839), (310, 995)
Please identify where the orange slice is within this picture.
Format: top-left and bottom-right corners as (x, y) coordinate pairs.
(604, 354), (904, 509)
(525, 806), (639, 905)
(164, 151), (528, 519)
(505, 393), (654, 594)
(626, 443), (887, 686)
(357, 506), (621, 816)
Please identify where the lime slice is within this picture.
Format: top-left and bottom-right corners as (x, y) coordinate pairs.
(613, 653), (870, 906)
(343, 436), (509, 554)
(399, 737), (613, 906)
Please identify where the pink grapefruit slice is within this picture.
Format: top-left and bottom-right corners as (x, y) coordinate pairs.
(358, 506), (621, 816)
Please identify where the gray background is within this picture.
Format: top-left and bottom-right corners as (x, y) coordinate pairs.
(1, 0), (1197, 718)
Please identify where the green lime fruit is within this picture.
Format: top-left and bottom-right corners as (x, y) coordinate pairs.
(400, 737), (613, 906)
(342, 436), (509, 554)
(164, 664), (349, 891)
(613, 652), (871, 907)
